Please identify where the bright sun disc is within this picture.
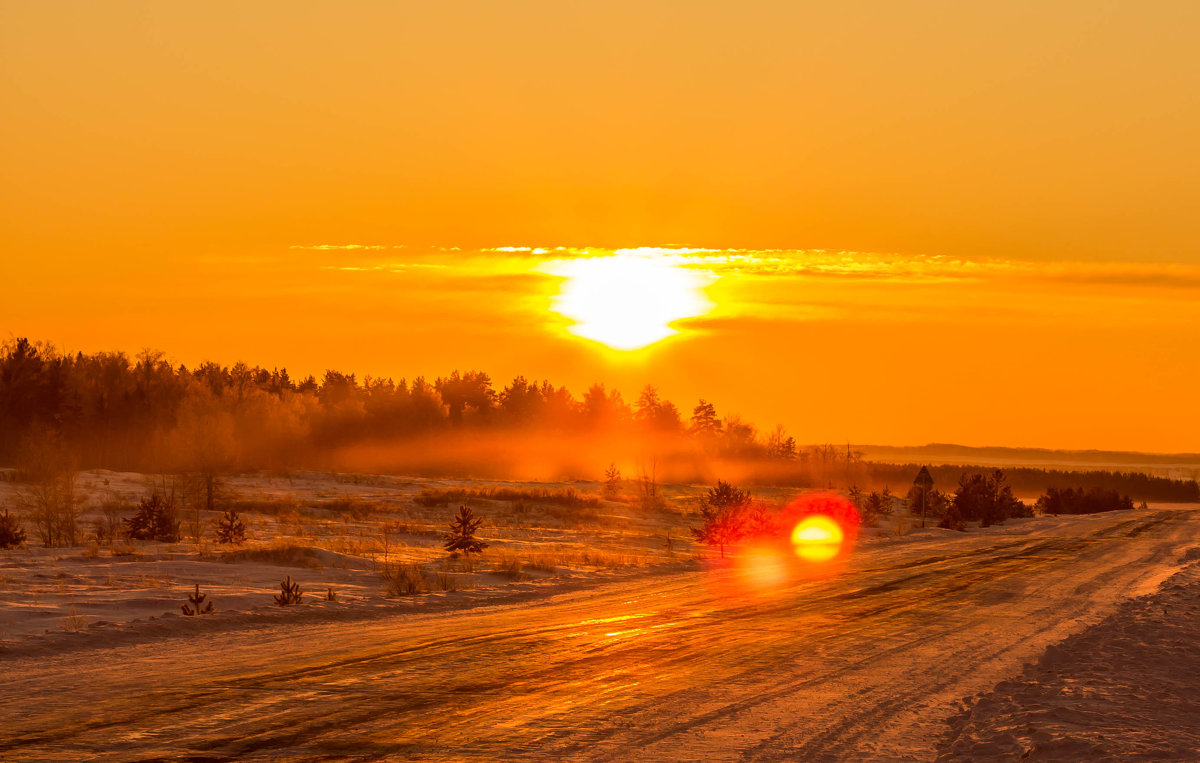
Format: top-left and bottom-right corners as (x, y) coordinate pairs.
(791, 515), (845, 563)
(548, 254), (713, 350)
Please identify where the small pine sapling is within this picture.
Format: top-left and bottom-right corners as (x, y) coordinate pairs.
(326, 587), (337, 602)
(181, 583), (214, 616)
(692, 480), (751, 558)
(274, 575), (303, 606)
(848, 485), (863, 511)
(879, 487), (894, 516)
(214, 507), (246, 544)
(444, 505), (488, 557)
(603, 463), (621, 500)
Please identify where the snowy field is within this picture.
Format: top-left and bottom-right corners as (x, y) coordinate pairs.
(0, 469), (710, 646)
(1, 470), (1198, 760)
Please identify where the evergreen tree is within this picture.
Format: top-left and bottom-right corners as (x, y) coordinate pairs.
(444, 505), (487, 556)
(603, 463), (621, 500)
(214, 506), (246, 544)
(1035, 486), (1134, 515)
(0, 507), (27, 549)
(689, 399), (722, 437)
(692, 480), (751, 558)
(906, 486), (950, 519)
(939, 501), (965, 531)
(274, 576), (303, 606)
(125, 494), (180, 542)
(862, 491), (885, 525)
(847, 485), (863, 511)
(181, 583), (214, 616)
(878, 487), (894, 516)
(951, 470), (1030, 527)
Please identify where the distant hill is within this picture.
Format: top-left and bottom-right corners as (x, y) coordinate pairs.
(850, 443), (1200, 479)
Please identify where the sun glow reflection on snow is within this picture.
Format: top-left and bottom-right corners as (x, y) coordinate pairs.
(791, 515), (845, 563)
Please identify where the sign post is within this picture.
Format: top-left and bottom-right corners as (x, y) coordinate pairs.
(913, 466), (934, 529)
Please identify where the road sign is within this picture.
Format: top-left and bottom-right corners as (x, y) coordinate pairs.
(913, 466), (934, 489)
(913, 466), (934, 529)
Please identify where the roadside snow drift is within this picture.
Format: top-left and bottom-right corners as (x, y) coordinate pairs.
(939, 548), (1200, 761)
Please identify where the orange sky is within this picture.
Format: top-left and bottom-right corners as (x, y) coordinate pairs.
(3, 2), (1199, 452)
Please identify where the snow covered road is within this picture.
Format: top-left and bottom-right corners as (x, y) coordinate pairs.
(3, 508), (1198, 761)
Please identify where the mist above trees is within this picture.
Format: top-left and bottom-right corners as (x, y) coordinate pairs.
(0, 338), (803, 477)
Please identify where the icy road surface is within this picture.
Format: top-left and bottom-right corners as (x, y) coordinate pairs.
(3, 508), (1198, 761)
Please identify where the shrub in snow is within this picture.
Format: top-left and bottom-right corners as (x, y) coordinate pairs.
(274, 575), (303, 606)
(125, 495), (180, 542)
(444, 505), (487, 557)
(0, 507), (27, 548)
(181, 584), (214, 616)
(213, 507), (246, 544)
(383, 562), (428, 596)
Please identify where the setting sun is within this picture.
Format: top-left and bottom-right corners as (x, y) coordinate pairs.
(547, 253), (713, 351)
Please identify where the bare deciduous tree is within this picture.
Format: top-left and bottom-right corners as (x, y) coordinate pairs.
(17, 430), (81, 547)
(636, 460), (662, 511)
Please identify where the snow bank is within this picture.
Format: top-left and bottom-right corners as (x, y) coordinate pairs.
(938, 547), (1200, 761)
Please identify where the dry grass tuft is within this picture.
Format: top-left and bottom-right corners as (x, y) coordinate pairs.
(382, 562), (428, 596)
(433, 572), (473, 592)
(525, 556), (558, 574)
(321, 497), (388, 520)
(531, 550), (647, 569)
(61, 606), (87, 632)
(230, 496), (300, 516)
(439, 555), (478, 574)
(414, 486), (602, 509)
(222, 543), (325, 569)
(137, 573), (172, 589)
(109, 541), (138, 557)
(493, 554), (528, 581)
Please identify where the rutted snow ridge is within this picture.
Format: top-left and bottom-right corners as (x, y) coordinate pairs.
(939, 547), (1200, 761)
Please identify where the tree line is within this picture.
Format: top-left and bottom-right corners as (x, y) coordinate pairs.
(690, 469), (1143, 557)
(858, 463), (1196, 504)
(0, 337), (805, 470)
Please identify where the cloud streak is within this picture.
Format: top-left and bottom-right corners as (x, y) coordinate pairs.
(291, 244), (1200, 302)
